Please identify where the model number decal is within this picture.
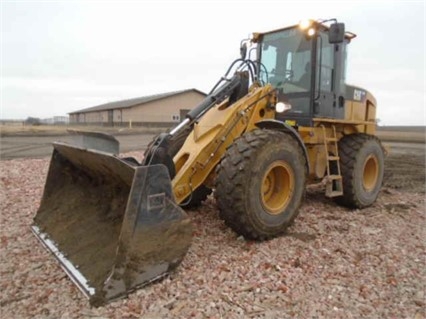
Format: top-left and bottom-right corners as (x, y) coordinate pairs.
(353, 89), (366, 101)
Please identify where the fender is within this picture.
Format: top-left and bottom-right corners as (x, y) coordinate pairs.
(255, 119), (310, 174)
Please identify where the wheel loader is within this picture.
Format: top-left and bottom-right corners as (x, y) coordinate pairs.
(32, 19), (384, 306)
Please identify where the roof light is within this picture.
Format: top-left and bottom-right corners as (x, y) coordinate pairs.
(307, 28), (316, 37)
(299, 20), (313, 30)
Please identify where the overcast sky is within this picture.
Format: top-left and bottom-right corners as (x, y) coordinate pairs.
(1, 0), (425, 125)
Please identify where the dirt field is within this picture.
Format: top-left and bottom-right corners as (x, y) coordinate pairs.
(1, 126), (424, 194)
(0, 127), (425, 318)
(382, 142), (425, 194)
(0, 126), (159, 160)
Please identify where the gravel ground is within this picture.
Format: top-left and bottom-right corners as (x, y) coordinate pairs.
(0, 151), (425, 318)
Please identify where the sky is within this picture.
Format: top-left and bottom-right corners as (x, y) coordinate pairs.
(1, 0), (425, 125)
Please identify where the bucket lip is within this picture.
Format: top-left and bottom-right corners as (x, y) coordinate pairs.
(66, 129), (118, 142)
(52, 141), (117, 158)
(31, 225), (96, 298)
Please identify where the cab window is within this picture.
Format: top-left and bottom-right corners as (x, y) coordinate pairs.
(259, 28), (312, 94)
(316, 33), (334, 92)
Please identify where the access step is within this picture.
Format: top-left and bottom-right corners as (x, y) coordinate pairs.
(328, 174), (342, 180)
(326, 190), (344, 197)
(327, 155), (340, 161)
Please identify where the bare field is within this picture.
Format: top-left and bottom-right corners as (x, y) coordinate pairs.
(0, 128), (425, 318)
(1, 124), (425, 137)
(376, 131), (425, 143)
(0, 125), (164, 137)
(0, 125), (424, 160)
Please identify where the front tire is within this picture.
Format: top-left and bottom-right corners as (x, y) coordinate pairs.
(215, 129), (306, 240)
(336, 134), (385, 208)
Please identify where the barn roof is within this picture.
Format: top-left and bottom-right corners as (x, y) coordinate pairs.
(69, 88), (206, 114)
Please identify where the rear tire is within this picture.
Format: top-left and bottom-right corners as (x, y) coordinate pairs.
(215, 129), (306, 240)
(336, 134), (384, 208)
(145, 126), (212, 208)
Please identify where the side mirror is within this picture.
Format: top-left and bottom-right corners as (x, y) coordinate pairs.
(329, 23), (345, 44)
(240, 43), (247, 60)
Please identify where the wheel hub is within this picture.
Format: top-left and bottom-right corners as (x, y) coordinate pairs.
(363, 154), (379, 191)
(261, 160), (294, 215)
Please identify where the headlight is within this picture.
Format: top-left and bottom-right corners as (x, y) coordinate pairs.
(275, 102), (292, 113)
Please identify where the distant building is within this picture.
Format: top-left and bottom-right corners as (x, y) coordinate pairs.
(68, 89), (206, 127)
(41, 116), (69, 125)
(53, 116), (69, 124)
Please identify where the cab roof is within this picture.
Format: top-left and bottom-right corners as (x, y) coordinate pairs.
(252, 21), (356, 43)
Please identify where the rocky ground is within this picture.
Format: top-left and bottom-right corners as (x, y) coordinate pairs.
(0, 144), (425, 318)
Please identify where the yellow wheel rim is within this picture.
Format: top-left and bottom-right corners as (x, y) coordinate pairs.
(363, 154), (379, 191)
(261, 161), (294, 215)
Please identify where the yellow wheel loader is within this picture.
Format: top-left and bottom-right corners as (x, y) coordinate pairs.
(32, 19), (384, 306)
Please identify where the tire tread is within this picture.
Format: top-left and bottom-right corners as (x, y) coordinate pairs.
(215, 129), (306, 240)
(336, 133), (384, 208)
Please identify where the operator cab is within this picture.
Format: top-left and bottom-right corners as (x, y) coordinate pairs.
(254, 20), (355, 127)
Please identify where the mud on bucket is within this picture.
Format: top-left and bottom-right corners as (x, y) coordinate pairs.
(32, 143), (192, 306)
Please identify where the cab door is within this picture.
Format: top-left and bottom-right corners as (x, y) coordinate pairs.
(313, 31), (338, 118)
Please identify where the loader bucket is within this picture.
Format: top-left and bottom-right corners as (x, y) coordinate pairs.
(32, 142), (192, 306)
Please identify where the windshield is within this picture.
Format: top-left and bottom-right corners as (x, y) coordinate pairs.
(259, 27), (312, 94)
